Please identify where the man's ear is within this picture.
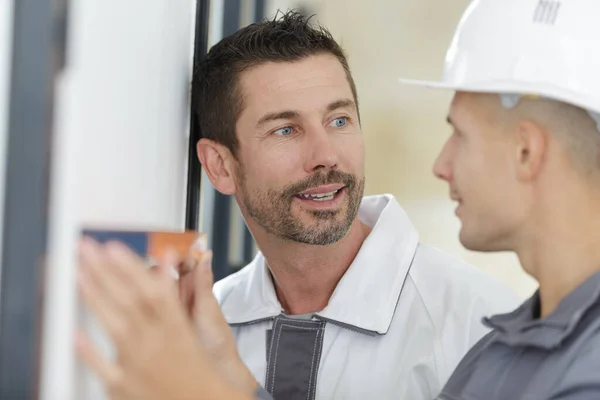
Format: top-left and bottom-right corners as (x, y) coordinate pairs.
(196, 138), (237, 195)
(513, 120), (548, 182)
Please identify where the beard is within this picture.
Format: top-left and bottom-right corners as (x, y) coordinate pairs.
(238, 168), (365, 246)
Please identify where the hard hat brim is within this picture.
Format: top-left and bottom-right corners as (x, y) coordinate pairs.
(397, 78), (457, 90)
(396, 77), (497, 93)
(397, 78), (509, 93)
(397, 78), (600, 116)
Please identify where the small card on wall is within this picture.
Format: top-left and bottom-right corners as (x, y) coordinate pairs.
(81, 229), (208, 279)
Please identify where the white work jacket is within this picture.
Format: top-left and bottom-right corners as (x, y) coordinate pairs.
(214, 194), (521, 400)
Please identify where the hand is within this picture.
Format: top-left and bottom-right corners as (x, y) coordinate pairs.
(177, 251), (259, 394)
(76, 237), (249, 400)
(189, 253), (259, 393)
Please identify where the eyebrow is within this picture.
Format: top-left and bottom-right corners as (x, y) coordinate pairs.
(256, 110), (299, 129)
(256, 98), (356, 129)
(327, 99), (356, 113)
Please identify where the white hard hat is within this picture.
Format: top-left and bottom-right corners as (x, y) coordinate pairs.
(398, 0), (600, 130)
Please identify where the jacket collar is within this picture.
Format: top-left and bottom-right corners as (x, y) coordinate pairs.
(483, 270), (600, 349)
(219, 194), (419, 335)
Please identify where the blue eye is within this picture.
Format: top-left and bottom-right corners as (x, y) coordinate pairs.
(274, 126), (294, 136)
(331, 117), (348, 128)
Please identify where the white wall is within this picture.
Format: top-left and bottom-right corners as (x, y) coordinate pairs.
(0, 0), (15, 288)
(39, 1), (196, 399)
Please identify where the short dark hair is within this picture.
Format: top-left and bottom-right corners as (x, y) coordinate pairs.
(192, 10), (359, 157)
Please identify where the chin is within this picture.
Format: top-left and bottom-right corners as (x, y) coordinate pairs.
(458, 227), (487, 251)
(459, 229), (512, 253)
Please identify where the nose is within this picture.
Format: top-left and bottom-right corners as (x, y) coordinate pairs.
(433, 138), (454, 183)
(303, 126), (339, 172)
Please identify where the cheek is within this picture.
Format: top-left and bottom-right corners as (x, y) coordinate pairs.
(242, 144), (303, 188)
(453, 142), (499, 200)
(335, 134), (365, 171)
(453, 143), (480, 182)
(467, 148), (514, 210)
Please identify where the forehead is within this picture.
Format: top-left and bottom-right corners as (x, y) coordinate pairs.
(237, 54), (354, 122)
(450, 92), (481, 119)
(450, 92), (499, 128)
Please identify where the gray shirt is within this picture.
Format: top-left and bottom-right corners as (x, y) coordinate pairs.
(255, 271), (600, 400)
(437, 270), (600, 400)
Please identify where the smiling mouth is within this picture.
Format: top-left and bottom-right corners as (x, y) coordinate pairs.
(296, 188), (342, 202)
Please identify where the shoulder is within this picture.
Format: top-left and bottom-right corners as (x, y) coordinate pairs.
(564, 329), (600, 373)
(410, 244), (521, 311)
(212, 258), (258, 305)
(408, 244), (522, 339)
(547, 316), (600, 398)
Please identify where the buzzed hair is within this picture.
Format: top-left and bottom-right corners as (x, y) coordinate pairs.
(513, 98), (600, 177)
(475, 93), (600, 178)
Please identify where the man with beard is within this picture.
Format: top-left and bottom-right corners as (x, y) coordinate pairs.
(189, 10), (519, 400)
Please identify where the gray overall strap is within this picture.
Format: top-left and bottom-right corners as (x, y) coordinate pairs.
(264, 315), (326, 400)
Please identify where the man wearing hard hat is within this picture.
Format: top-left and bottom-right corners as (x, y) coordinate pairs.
(73, 0), (600, 399)
(395, 0), (600, 398)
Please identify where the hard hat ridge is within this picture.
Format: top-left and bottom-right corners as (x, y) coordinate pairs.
(499, 94), (600, 133)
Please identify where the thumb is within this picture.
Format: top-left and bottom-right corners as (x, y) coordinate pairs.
(192, 250), (229, 329)
(193, 250), (215, 312)
(192, 251), (236, 352)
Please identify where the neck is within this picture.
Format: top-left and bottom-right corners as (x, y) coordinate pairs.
(516, 182), (600, 318)
(257, 219), (370, 315)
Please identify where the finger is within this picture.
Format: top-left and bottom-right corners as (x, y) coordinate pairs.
(102, 240), (155, 289)
(177, 250), (211, 317)
(177, 240), (210, 278)
(79, 238), (133, 298)
(150, 263), (180, 285)
(78, 265), (137, 342)
(179, 251), (206, 309)
(192, 251), (238, 355)
(103, 241), (166, 308)
(176, 255), (197, 277)
(104, 241), (185, 318)
(150, 247), (181, 312)
(179, 263), (197, 317)
(79, 238), (140, 318)
(75, 330), (123, 386)
(195, 250), (214, 290)
(149, 264), (161, 275)
(150, 263), (181, 303)
(104, 240), (183, 292)
(155, 247), (180, 285)
(193, 251), (224, 324)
